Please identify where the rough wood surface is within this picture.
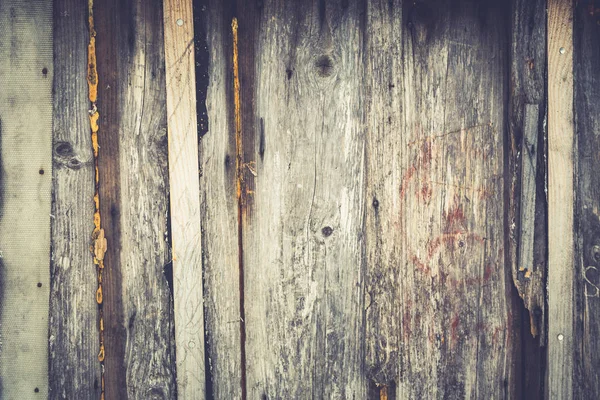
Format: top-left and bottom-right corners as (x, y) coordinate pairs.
(364, 1), (403, 396)
(198, 1), (243, 399)
(396, 1), (515, 397)
(94, 0), (177, 398)
(240, 1), (367, 398)
(574, 1), (600, 398)
(547, 0), (574, 398)
(163, 0), (206, 397)
(49, 0), (102, 398)
(0, 1), (53, 398)
(508, 0), (547, 343)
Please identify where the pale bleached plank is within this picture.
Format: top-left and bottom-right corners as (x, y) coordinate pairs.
(0, 1), (53, 397)
(163, 0), (205, 398)
(547, 0), (574, 398)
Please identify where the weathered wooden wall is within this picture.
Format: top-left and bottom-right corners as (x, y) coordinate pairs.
(1, 0), (599, 399)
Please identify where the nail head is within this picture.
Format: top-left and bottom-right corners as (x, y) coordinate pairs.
(559, 47), (566, 54)
(558, 333), (564, 341)
(176, 18), (184, 26)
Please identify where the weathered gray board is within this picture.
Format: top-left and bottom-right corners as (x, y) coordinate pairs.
(200, 0), (520, 398)
(0, 1), (53, 398)
(49, 0), (101, 398)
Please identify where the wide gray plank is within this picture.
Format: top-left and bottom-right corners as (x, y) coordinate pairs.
(397, 1), (516, 397)
(94, 0), (177, 397)
(240, 0), (367, 398)
(49, 0), (101, 398)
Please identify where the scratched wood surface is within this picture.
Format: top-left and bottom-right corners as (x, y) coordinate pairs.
(93, 0), (177, 398)
(574, 1), (600, 398)
(49, 0), (102, 398)
(397, 1), (516, 397)
(163, 0), (206, 397)
(547, 0), (574, 398)
(241, 1), (367, 398)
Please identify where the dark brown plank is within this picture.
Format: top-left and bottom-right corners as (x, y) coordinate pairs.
(94, 0), (176, 398)
(508, 0), (547, 342)
(574, 1), (600, 398)
(49, 0), (102, 398)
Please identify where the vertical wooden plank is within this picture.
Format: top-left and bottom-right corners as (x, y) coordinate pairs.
(163, 0), (206, 398)
(94, 0), (177, 398)
(49, 0), (102, 398)
(547, 0), (574, 398)
(0, 1), (53, 397)
(573, 2), (600, 398)
(398, 1), (515, 398)
(363, 1), (403, 397)
(199, 0), (243, 398)
(240, 0), (367, 398)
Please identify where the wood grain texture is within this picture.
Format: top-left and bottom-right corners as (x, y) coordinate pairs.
(364, 1), (403, 396)
(94, 0), (177, 398)
(240, 1), (367, 398)
(49, 0), (102, 398)
(398, 1), (515, 397)
(0, 0), (53, 397)
(199, 1), (243, 398)
(163, 0), (206, 398)
(574, 1), (600, 398)
(508, 0), (547, 341)
(547, 0), (574, 398)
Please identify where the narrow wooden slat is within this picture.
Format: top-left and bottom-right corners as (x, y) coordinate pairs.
(94, 0), (177, 397)
(49, 0), (101, 397)
(573, 2), (600, 398)
(163, 0), (206, 398)
(398, 1), (515, 397)
(240, 0), (366, 397)
(518, 104), (540, 300)
(0, 1), (53, 397)
(547, 0), (574, 398)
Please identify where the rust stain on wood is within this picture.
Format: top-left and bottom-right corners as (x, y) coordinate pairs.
(232, 16), (247, 400)
(87, 1), (105, 398)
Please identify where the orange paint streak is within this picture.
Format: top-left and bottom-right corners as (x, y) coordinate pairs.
(232, 17), (248, 399)
(88, 0), (105, 395)
(380, 385), (388, 400)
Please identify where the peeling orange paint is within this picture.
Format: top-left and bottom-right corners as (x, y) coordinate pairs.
(380, 385), (388, 400)
(88, 0), (105, 397)
(232, 17), (243, 203)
